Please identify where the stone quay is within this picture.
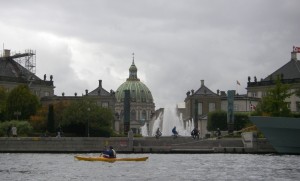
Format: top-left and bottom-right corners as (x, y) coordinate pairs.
(0, 132), (275, 154)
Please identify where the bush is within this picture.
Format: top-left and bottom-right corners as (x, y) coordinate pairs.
(0, 120), (33, 137)
(207, 111), (227, 131)
(208, 111), (252, 132)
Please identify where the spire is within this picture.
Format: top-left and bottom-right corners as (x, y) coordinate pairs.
(128, 53), (139, 81)
(132, 52), (135, 65)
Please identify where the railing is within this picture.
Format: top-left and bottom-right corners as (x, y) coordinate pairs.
(247, 78), (300, 87)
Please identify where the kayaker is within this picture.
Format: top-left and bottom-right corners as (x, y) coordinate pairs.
(102, 146), (116, 158)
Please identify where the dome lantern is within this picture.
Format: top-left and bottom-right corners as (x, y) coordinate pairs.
(128, 53), (139, 80)
(116, 55), (153, 103)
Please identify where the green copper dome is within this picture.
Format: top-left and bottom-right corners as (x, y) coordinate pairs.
(115, 59), (153, 103)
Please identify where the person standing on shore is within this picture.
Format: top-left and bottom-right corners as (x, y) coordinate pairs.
(217, 128), (221, 139)
(155, 128), (162, 139)
(11, 126), (17, 137)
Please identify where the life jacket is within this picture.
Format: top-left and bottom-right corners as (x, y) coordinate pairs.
(111, 149), (116, 158)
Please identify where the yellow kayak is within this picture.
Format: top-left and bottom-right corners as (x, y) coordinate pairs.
(74, 155), (148, 162)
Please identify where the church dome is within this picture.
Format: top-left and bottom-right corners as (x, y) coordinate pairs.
(115, 59), (153, 103)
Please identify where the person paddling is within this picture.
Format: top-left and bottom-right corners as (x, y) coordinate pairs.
(102, 146), (116, 158)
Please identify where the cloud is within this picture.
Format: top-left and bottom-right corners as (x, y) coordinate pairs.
(0, 0), (300, 108)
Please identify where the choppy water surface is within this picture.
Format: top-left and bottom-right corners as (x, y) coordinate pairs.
(0, 153), (299, 181)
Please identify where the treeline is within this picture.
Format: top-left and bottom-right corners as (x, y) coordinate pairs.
(0, 85), (114, 137)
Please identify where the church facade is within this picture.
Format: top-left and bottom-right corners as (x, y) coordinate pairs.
(114, 57), (155, 134)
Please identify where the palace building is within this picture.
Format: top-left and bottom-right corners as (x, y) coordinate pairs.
(247, 50), (300, 112)
(0, 49), (55, 98)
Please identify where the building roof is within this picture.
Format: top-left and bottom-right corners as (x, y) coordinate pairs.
(115, 60), (153, 103)
(0, 56), (41, 82)
(194, 80), (218, 97)
(263, 57), (300, 81)
(88, 80), (112, 96)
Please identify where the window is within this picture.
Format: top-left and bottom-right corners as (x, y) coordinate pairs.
(234, 104), (238, 111)
(131, 90), (136, 102)
(141, 90), (146, 102)
(102, 102), (109, 108)
(209, 103), (215, 112)
(198, 102), (202, 115)
(297, 102), (300, 112)
(141, 110), (147, 120)
(251, 92), (257, 97)
(35, 90), (40, 96)
(287, 102), (291, 110)
(44, 91), (49, 96)
(120, 110), (124, 120)
(131, 110), (136, 121)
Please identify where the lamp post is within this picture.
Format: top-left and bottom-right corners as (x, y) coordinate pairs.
(14, 111), (21, 121)
(87, 108), (90, 137)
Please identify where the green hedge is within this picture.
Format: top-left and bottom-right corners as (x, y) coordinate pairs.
(207, 111), (251, 131)
(0, 120), (33, 137)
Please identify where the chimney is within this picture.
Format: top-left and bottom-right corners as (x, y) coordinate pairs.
(85, 89), (88, 95)
(99, 80), (102, 88)
(4, 49), (10, 57)
(291, 52), (297, 61)
(201, 80), (204, 87)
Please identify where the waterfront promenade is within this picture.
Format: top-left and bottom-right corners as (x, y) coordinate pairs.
(0, 134), (275, 154)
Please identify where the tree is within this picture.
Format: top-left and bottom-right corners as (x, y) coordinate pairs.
(207, 111), (227, 131)
(234, 113), (251, 131)
(29, 105), (48, 131)
(0, 86), (8, 121)
(53, 100), (70, 129)
(208, 111), (251, 132)
(61, 97), (113, 137)
(47, 104), (55, 133)
(255, 76), (293, 117)
(6, 85), (40, 120)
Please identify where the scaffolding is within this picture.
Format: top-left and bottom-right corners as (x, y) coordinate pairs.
(11, 49), (36, 74)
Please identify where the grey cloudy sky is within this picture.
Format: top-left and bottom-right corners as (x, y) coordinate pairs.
(0, 0), (299, 109)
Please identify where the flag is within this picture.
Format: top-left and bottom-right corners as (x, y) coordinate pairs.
(250, 104), (256, 110)
(293, 46), (300, 53)
(236, 80), (240, 85)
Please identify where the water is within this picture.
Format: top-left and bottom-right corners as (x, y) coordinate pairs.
(1, 153), (300, 181)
